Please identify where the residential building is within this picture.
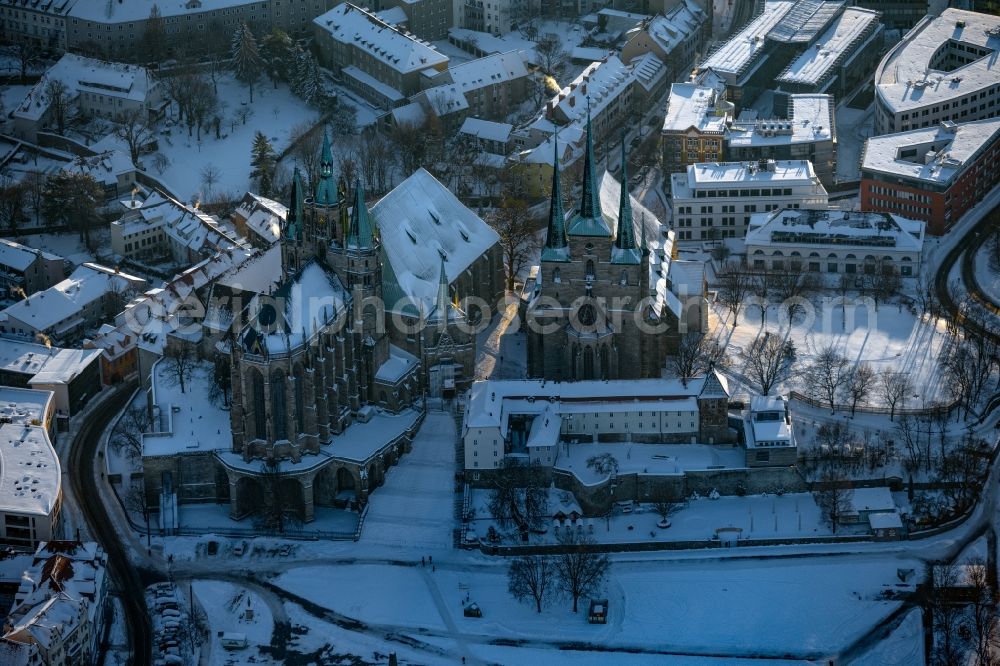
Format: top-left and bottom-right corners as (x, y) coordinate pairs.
(742, 395), (796, 467)
(231, 192), (288, 248)
(0, 340), (102, 416)
(82, 324), (138, 385)
(0, 241), (65, 300)
(462, 0), (525, 35)
(2, 541), (108, 665)
(725, 94), (838, 189)
(12, 54), (164, 143)
(545, 55), (636, 148)
(458, 117), (513, 156)
(110, 190), (246, 266)
(860, 118), (1000, 234)
(379, 0), (451, 40)
(422, 51), (530, 122)
(0, 264), (146, 346)
(620, 0), (710, 84)
(61, 150), (137, 200)
(660, 82), (730, 177)
(0, 0), (76, 50)
(0, 400), (62, 548)
(874, 9), (1000, 135)
(744, 208), (925, 276)
(669, 159), (829, 242)
(853, 1), (929, 30)
(313, 2), (449, 109)
(775, 7), (883, 98)
(462, 373), (733, 474)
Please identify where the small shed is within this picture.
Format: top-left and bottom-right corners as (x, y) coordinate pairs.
(841, 487), (897, 524)
(869, 511), (903, 541)
(463, 602), (482, 618)
(588, 599), (608, 624)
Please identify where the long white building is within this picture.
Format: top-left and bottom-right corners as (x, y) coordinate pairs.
(744, 208), (925, 276)
(670, 159), (829, 242)
(874, 8), (1000, 135)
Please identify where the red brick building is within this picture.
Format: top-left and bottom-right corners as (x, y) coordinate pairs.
(860, 118), (1000, 235)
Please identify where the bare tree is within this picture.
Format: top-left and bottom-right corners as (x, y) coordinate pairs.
(21, 170), (45, 225)
(200, 163), (221, 198)
(487, 459), (549, 534)
(863, 260), (902, 310)
(770, 270), (819, 321)
(289, 122), (325, 189)
(114, 107), (156, 164)
(739, 332), (796, 395)
(254, 457), (303, 533)
(486, 198), (540, 292)
(813, 473), (853, 534)
(163, 345), (195, 394)
(553, 530), (610, 613)
(508, 555), (556, 613)
(208, 355), (232, 408)
(669, 332), (726, 386)
(124, 481), (151, 530)
(967, 556), (999, 666)
(110, 405), (154, 461)
(878, 370), (912, 421)
(10, 42), (41, 83)
(535, 33), (567, 75)
(717, 260), (755, 326)
(929, 562), (967, 666)
(151, 153), (171, 175)
(806, 345), (851, 412)
(896, 415), (922, 474)
(44, 79), (72, 135)
(844, 362), (876, 416)
(585, 453), (619, 478)
(652, 500), (682, 527)
(0, 178), (24, 230)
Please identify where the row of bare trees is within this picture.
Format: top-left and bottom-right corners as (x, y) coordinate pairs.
(507, 531), (610, 613)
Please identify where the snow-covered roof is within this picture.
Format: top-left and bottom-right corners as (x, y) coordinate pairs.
(448, 51), (529, 92)
(113, 190), (246, 258)
(0, 340), (63, 378)
(447, 28), (538, 65)
(0, 264), (145, 335)
(572, 47), (611, 62)
(391, 102), (427, 127)
(674, 160), (819, 195)
(62, 150), (134, 187)
(643, 0), (707, 55)
(0, 388), (52, 428)
(375, 5), (408, 25)
(700, 1), (795, 82)
(847, 487), (896, 513)
(745, 209), (925, 253)
(342, 65), (405, 103)
(630, 52), (667, 94)
(860, 117), (1000, 186)
(459, 117), (513, 145)
(746, 395), (793, 448)
(28, 348), (102, 385)
(767, 0), (844, 44)
(314, 3), (448, 75)
(370, 168), (499, 316)
(416, 83), (468, 115)
(875, 8), (1000, 115)
(14, 53), (156, 122)
(726, 94), (834, 147)
(375, 345), (419, 383)
(466, 376), (726, 431)
(662, 82), (730, 134)
(549, 56), (632, 126)
(777, 7), (882, 88)
(68, 0), (263, 21)
(0, 239), (61, 273)
(868, 512), (903, 529)
(0, 423), (60, 517)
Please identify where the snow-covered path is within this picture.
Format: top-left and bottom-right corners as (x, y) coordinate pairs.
(359, 411), (457, 551)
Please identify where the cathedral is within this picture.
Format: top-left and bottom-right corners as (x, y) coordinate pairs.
(200, 132), (501, 522)
(525, 117), (681, 380)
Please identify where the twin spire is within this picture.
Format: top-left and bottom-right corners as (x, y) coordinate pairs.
(541, 110), (639, 262)
(346, 178), (375, 250)
(314, 130), (337, 206)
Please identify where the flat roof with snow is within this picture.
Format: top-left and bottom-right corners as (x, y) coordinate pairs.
(875, 8), (1000, 114)
(745, 208), (925, 252)
(662, 83), (729, 134)
(861, 117), (1000, 186)
(673, 160), (819, 195)
(699, 1), (795, 81)
(0, 423), (60, 517)
(777, 7), (882, 87)
(0, 388), (52, 428)
(727, 94), (834, 147)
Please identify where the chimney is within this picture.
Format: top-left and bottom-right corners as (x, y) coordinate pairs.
(569, 96), (575, 107)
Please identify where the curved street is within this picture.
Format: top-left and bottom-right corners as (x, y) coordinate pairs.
(69, 382), (157, 666)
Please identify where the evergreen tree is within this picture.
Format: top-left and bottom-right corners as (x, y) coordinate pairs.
(260, 28), (293, 88)
(250, 131), (277, 197)
(41, 172), (103, 250)
(231, 21), (263, 102)
(142, 5), (167, 62)
(291, 47), (322, 105)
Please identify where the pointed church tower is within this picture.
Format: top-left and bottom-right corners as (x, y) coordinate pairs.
(280, 168), (306, 280)
(567, 109), (611, 238)
(540, 134), (569, 263)
(314, 130), (337, 206)
(611, 138), (641, 266)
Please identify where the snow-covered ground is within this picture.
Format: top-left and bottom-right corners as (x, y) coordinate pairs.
(192, 580), (275, 665)
(850, 607), (925, 666)
(974, 241), (1000, 305)
(713, 296), (950, 407)
(475, 299), (528, 381)
(358, 410), (456, 551)
(469, 491), (838, 545)
(17, 229), (109, 267)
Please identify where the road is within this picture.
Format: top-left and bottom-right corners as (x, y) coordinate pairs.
(69, 382), (158, 666)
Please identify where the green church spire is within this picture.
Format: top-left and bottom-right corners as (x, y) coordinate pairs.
(541, 133), (569, 262)
(346, 179), (375, 250)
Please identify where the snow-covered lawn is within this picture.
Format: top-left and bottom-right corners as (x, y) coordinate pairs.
(468, 492), (836, 545)
(850, 607), (925, 666)
(713, 297), (951, 407)
(193, 580), (274, 665)
(359, 410), (456, 550)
